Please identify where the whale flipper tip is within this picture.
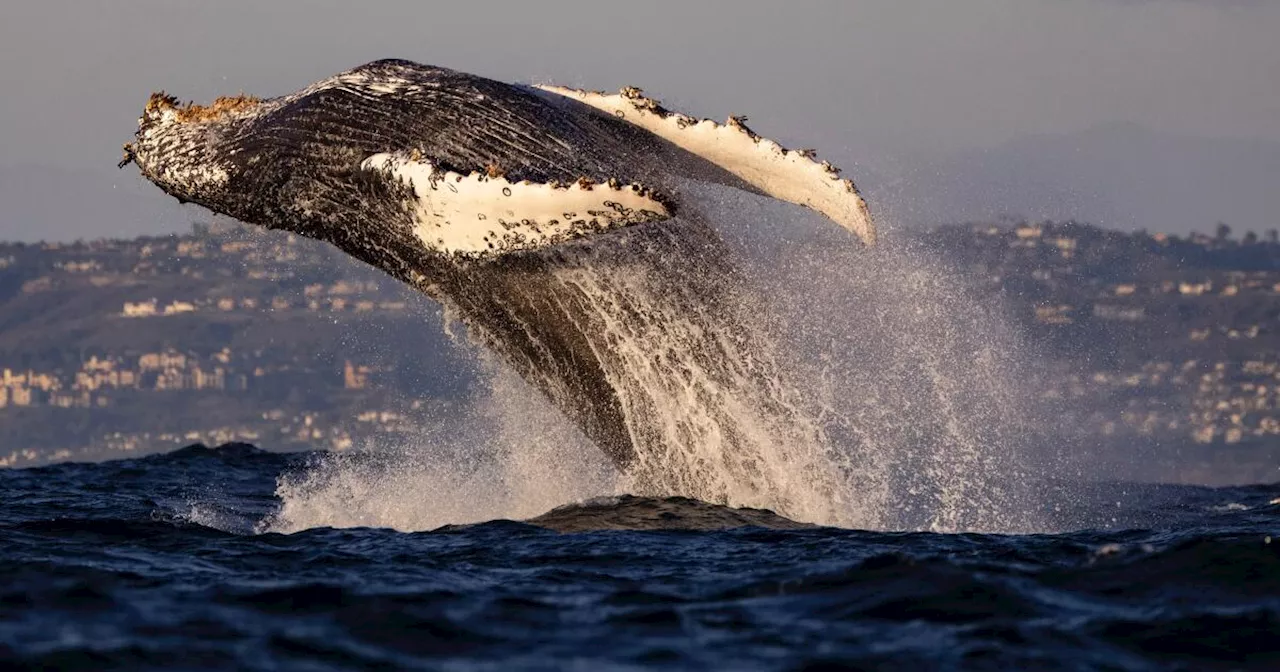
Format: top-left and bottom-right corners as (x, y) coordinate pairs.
(535, 84), (875, 246)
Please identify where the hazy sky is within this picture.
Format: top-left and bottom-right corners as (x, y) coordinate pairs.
(2, 0), (1277, 239)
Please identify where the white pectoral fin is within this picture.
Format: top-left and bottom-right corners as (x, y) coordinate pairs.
(536, 85), (875, 246)
(362, 154), (672, 259)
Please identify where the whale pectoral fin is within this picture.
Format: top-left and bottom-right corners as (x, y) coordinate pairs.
(362, 153), (673, 258)
(535, 85), (875, 246)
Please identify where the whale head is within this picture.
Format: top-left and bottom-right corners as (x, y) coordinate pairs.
(122, 92), (265, 212)
(122, 86), (435, 278)
(122, 90), (387, 237)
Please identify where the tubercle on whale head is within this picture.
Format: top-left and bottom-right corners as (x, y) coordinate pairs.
(136, 90), (262, 127)
(121, 91), (265, 207)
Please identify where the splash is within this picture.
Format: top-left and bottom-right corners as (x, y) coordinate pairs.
(269, 190), (1048, 533)
(741, 219), (1043, 532)
(522, 222), (871, 527)
(263, 367), (616, 534)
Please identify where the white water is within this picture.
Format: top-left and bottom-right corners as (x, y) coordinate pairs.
(266, 367), (616, 533)
(744, 219), (1041, 532)
(268, 190), (1048, 534)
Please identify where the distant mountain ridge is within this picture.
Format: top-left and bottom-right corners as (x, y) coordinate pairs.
(2, 123), (1277, 242)
(871, 123), (1280, 235)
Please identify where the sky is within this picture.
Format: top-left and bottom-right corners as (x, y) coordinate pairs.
(1, 0), (1277, 240)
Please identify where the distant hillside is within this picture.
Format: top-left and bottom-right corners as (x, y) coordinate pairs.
(3, 220), (1280, 478)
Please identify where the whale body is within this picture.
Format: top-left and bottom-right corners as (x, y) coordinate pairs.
(123, 59), (874, 475)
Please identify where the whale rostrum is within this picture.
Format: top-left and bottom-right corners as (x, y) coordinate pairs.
(123, 59), (875, 474)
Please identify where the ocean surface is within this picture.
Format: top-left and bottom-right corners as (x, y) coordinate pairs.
(2, 442), (1279, 671)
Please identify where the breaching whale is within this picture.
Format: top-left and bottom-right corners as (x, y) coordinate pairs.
(122, 59), (875, 483)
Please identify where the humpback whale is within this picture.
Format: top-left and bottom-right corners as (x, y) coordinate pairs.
(122, 59), (874, 490)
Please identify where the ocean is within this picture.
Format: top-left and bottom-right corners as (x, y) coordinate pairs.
(2, 442), (1278, 671)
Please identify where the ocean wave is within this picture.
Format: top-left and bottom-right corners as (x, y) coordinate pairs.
(522, 495), (816, 533)
(3, 444), (1279, 669)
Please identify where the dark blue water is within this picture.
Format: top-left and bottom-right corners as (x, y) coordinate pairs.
(2, 443), (1278, 670)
